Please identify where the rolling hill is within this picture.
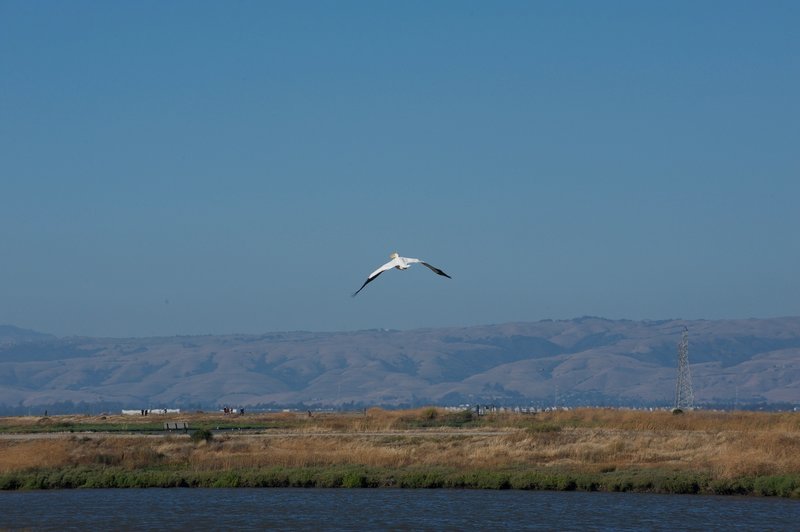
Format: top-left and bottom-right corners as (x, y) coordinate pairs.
(1, 317), (799, 413)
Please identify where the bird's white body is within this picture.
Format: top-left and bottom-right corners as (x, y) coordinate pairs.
(369, 253), (414, 276)
(353, 252), (451, 297)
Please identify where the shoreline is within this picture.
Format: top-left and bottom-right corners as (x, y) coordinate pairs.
(2, 465), (799, 497)
(2, 408), (798, 497)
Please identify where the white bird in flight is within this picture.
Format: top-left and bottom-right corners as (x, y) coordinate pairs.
(353, 252), (452, 297)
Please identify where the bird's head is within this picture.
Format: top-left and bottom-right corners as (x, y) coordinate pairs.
(390, 252), (399, 259)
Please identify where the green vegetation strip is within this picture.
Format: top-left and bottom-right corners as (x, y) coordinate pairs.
(2, 467), (798, 497)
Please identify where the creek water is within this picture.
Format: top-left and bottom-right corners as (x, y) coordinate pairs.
(1, 488), (798, 531)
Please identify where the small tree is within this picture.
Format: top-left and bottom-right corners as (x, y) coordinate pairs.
(191, 428), (214, 443)
(421, 407), (439, 421)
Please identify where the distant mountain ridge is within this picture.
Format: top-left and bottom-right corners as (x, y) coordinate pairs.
(0, 325), (55, 347)
(1, 317), (798, 413)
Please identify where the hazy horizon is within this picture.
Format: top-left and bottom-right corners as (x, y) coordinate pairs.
(5, 314), (800, 341)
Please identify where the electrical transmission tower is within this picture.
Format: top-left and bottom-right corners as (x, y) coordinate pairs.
(674, 326), (694, 410)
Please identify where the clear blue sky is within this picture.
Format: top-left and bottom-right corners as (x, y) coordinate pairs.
(2, 1), (798, 337)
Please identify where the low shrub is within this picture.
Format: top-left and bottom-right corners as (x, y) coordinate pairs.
(421, 408), (438, 421)
(654, 474), (703, 494)
(190, 428), (214, 444)
(398, 470), (446, 488)
(341, 470), (369, 488)
(709, 477), (753, 496)
(753, 475), (799, 497)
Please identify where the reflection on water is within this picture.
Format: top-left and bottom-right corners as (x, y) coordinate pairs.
(0, 488), (798, 531)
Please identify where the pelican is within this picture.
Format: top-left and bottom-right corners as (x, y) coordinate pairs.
(352, 252), (452, 297)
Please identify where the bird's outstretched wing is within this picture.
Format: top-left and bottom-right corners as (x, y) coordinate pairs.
(352, 270), (384, 297)
(420, 261), (452, 278)
(352, 257), (401, 297)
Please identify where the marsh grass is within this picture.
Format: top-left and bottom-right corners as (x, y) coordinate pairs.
(4, 466), (796, 496)
(1, 408), (798, 496)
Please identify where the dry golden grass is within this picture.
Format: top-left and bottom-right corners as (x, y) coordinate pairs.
(1, 408), (798, 481)
(0, 439), (72, 471)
